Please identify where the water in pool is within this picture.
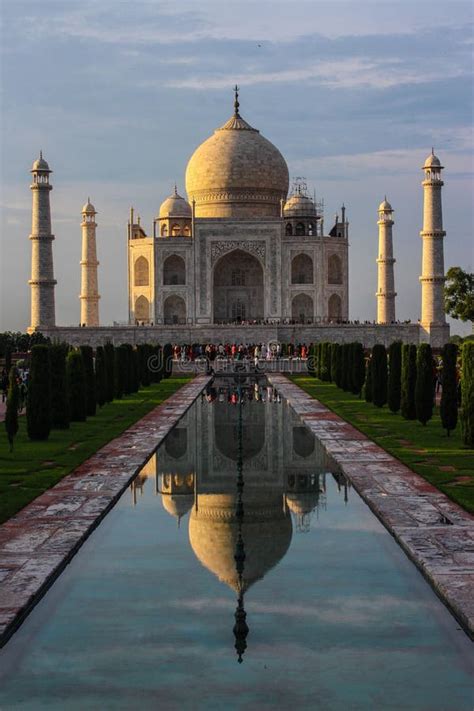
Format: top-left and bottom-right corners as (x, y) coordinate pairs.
(0, 377), (472, 710)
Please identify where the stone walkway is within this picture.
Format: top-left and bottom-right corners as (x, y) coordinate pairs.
(268, 374), (474, 639)
(0, 376), (211, 647)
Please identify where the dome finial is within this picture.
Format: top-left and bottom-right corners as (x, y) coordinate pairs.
(233, 84), (240, 117)
(40, 150), (43, 159)
(432, 146), (435, 155)
(174, 183), (178, 196)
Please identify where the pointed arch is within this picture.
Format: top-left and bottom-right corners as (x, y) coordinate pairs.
(291, 254), (313, 285)
(163, 254), (186, 285)
(328, 254), (342, 284)
(134, 256), (149, 286)
(135, 295), (150, 321)
(328, 293), (342, 321)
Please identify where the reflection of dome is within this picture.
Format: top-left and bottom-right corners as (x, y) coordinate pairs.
(162, 493), (194, 519)
(423, 150), (442, 169)
(159, 187), (192, 218)
(284, 194), (316, 217)
(286, 491), (320, 516)
(189, 494), (292, 592)
(185, 95), (289, 218)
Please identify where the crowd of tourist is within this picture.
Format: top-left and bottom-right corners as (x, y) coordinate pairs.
(172, 342), (309, 363)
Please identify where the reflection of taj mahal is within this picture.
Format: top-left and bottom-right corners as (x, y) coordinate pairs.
(134, 382), (342, 594)
(128, 87), (349, 327)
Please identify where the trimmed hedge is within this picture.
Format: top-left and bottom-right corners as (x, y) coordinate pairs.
(67, 349), (87, 422)
(27, 345), (52, 440)
(50, 344), (70, 428)
(401, 344), (417, 420)
(415, 343), (433, 426)
(371, 344), (388, 408)
(440, 343), (458, 437)
(387, 341), (402, 414)
(461, 342), (474, 447)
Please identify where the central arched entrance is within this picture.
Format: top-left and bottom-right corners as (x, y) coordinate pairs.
(213, 249), (264, 323)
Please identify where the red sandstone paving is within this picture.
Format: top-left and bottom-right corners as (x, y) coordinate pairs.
(268, 374), (474, 639)
(0, 375), (211, 647)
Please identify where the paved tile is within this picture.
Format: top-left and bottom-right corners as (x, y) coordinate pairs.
(267, 374), (474, 639)
(0, 376), (211, 647)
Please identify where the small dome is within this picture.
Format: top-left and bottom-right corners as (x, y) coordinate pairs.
(31, 152), (51, 172)
(159, 188), (192, 219)
(286, 491), (320, 516)
(378, 197), (392, 212)
(82, 198), (96, 214)
(284, 194), (316, 217)
(161, 493), (194, 519)
(423, 150), (442, 169)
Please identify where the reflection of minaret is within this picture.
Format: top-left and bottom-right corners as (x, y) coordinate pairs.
(233, 386), (249, 663)
(28, 152), (57, 332)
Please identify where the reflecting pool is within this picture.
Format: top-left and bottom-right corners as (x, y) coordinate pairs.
(0, 377), (473, 710)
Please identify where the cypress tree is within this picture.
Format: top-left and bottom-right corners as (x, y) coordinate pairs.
(330, 343), (338, 385)
(334, 344), (343, 389)
(115, 345), (128, 398)
(415, 343), (434, 426)
(326, 342), (332, 382)
(364, 355), (373, 403)
(163, 343), (173, 379)
(131, 347), (140, 392)
(307, 343), (316, 377)
(372, 344), (388, 407)
(341, 344), (351, 391)
(352, 342), (366, 396)
(387, 341), (402, 414)
(5, 367), (19, 451)
(50, 344), (70, 429)
(104, 343), (115, 402)
(460, 342), (474, 447)
(67, 350), (87, 422)
(401, 344), (417, 420)
(320, 343), (330, 382)
(95, 346), (107, 407)
(80, 345), (96, 417)
(440, 343), (458, 437)
(27, 344), (51, 440)
(346, 343), (354, 393)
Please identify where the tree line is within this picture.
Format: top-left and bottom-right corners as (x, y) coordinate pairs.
(4, 342), (174, 450)
(307, 340), (473, 446)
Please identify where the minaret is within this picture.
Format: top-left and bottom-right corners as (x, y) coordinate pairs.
(28, 152), (56, 332)
(79, 199), (100, 326)
(376, 197), (396, 324)
(420, 150), (447, 331)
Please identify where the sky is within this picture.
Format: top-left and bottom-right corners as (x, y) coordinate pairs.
(0, 0), (473, 334)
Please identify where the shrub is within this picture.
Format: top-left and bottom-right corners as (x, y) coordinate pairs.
(334, 344), (343, 389)
(67, 350), (86, 422)
(5, 367), (19, 451)
(401, 344), (417, 419)
(131, 347), (140, 392)
(320, 342), (330, 382)
(330, 343), (338, 386)
(50, 344), (70, 428)
(387, 341), (402, 414)
(95, 346), (107, 407)
(415, 343), (433, 426)
(80, 345), (96, 417)
(352, 342), (366, 396)
(341, 344), (351, 391)
(104, 343), (115, 402)
(460, 342), (474, 447)
(27, 344), (51, 440)
(307, 343), (316, 377)
(440, 343), (458, 437)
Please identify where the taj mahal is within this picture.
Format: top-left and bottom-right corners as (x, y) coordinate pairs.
(27, 88), (449, 348)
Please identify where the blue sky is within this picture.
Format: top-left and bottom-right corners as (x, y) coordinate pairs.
(0, 0), (472, 333)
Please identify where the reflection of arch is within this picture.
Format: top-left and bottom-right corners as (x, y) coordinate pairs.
(285, 223), (293, 236)
(171, 224), (181, 237)
(291, 254), (313, 284)
(164, 294), (186, 324)
(295, 222), (305, 236)
(134, 256), (149, 286)
(165, 427), (187, 459)
(328, 293), (342, 320)
(291, 293), (313, 323)
(163, 254), (186, 285)
(214, 403), (265, 461)
(161, 224), (168, 237)
(213, 249), (264, 322)
(135, 295), (150, 321)
(328, 254), (342, 284)
(293, 427), (315, 458)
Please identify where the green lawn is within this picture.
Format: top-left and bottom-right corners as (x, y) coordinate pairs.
(0, 377), (191, 524)
(291, 376), (474, 514)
